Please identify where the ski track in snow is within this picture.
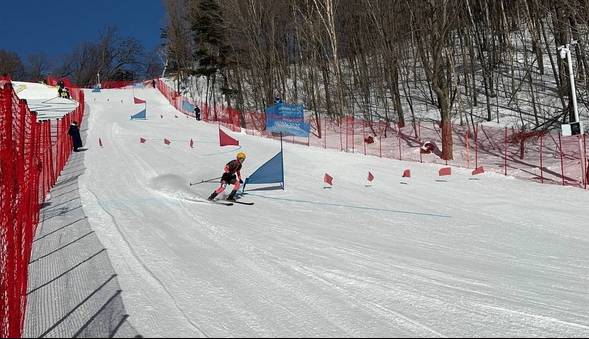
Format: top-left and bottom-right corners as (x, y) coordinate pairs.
(64, 86), (589, 337)
(85, 185), (211, 338)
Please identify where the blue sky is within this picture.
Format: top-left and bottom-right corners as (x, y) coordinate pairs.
(0, 0), (165, 58)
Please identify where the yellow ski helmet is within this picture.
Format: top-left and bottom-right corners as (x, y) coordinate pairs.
(236, 152), (246, 161)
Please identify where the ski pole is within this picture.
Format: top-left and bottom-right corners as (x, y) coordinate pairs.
(189, 176), (221, 186)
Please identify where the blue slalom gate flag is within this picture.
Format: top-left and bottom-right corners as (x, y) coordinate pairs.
(265, 103), (310, 137)
(243, 151), (284, 192)
(130, 108), (147, 120)
(182, 100), (195, 115)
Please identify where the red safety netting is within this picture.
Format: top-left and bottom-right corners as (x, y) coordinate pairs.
(154, 79), (588, 189)
(46, 76), (75, 88)
(155, 79), (243, 132)
(0, 80), (84, 338)
(100, 80), (135, 89)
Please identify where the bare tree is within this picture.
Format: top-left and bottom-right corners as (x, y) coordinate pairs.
(411, 0), (461, 160)
(25, 53), (51, 82)
(0, 50), (25, 79)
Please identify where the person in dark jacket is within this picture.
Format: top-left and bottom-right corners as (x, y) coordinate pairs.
(194, 106), (201, 121)
(208, 152), (246, 201)
(68, 121), (83, 152)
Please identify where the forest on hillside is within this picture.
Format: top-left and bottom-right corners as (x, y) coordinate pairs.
(166, 1), (589, 159)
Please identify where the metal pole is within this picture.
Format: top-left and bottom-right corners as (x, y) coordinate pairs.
(559, 132), (565, 186)
(540, 134), (544, 184)
(466, 129), (470, 168)
(565, 46), (580, 123)
(281, 132), (285, 190)
(504, 127), (508, 176)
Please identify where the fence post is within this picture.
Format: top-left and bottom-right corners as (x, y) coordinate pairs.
(579, 134), (587, 188)
(379, 134), (382, 158)
(540, 134), (544, 184)
(558, 132), (565, 186)
(418, 121), (423, 163)
(583, 134), (589, 189)
(475, 124), (479, 168)
(345, 116), (348, 151)
(398, 126), (402, 160)
(351, 117), (355, 153)
(504, 127), (508, 176)
(363, 119), (366, 155)
(466, 129), (470, 168)
(324, 115), (327, 149)
(339, 118), (343, 151)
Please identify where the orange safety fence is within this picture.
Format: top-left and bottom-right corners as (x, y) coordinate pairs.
(0, 76), (85, 338)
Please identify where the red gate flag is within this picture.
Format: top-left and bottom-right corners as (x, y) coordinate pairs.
(164, 138), (171, 145)
(134, 97), (145, 104)
(324, 173), (333, 185)
(472, 166), (485, 175)
(99, 138), (103, 147)
(402, 169), (411, 178)
(140, 137), (146, 144)
(439, 167), (451, 176)
(367, 171), (374, 182)
(190, 138), (194, 148)
(219, 128), (239, 146)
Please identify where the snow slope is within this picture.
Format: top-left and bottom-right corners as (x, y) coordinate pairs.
(76, 87), (589, 337)
(13, 81), (79, 120)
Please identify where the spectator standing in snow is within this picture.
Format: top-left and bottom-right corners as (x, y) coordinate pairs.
(194, 106), (201, 121)
(68, 121), (83, 152)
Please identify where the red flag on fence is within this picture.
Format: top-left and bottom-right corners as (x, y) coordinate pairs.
(219, 128), (239, 146)
(402, 169), (411, 178)
(140, 137), (146, 144)
(324, 173), (333, 186)
(367, 171), (374, 182)
(190, 138), (194, 148)
(439, 167), (452, 176)
(472, 166), (485, 175)
(164, 138), (171, 145)
(134, 97), (146, 104)
(99, 138), (103, 147)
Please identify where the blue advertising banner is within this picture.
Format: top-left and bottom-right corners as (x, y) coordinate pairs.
(265, 103), (310, 137)
(182, 100), (195, 114)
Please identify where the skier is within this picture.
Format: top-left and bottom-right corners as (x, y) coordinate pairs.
(208, 152), (246, 202)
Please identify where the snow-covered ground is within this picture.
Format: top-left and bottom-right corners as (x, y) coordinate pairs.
(32, 85), (589, 337)
(13, 81), (78, 120)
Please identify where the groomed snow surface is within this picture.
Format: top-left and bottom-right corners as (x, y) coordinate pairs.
(70, 87), (589, 337)
(12, 81), (79, 120)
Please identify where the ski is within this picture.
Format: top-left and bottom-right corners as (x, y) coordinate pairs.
(180, 196), (233, 206)
(210, 200), (234, 206)
(231, 201), (254, 205)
